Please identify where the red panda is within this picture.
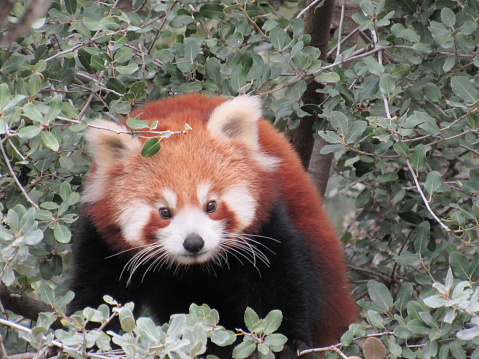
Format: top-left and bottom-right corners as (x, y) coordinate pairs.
(69, 93), (356, 357)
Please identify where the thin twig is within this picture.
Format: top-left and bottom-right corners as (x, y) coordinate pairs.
(405, 158), (451, 233)
(0, 138), (40, 209)
(336, 0), (346, 58)
(56, 116), (190, 137)
(299, 344), (348, 358)
(296, 0), (324, 19)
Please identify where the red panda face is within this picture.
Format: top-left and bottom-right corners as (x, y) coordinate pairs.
(82, 95), (278, 269)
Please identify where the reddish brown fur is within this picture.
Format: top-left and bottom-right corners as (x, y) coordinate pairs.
(257, 121), (356, 346)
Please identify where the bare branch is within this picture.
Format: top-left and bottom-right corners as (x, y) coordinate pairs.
(0, 0), (52, 47)
(0, 283), (65, 330)
(0, 139), (40, 210)
(0, 0), (15, 27)
(405, 158), (452, 233)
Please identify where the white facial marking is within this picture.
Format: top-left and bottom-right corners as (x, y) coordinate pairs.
(157, 206), (225, 265)
(160, 188), (177, 210)
(196, 183), (211, 207)
(223, 187), (256, 230)
(253, 153), (281, 171)
(118, 201), (153, 246)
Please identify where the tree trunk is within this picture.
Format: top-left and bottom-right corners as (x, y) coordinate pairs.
(285, 0), (336, 196)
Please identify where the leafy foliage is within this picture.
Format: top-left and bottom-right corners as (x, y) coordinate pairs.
(1, 0), (479, 358)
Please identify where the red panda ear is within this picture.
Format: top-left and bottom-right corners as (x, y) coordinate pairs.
(208, 96), (279, 170)
(207, 95), (262, 151)
(84, 119), (142, 170)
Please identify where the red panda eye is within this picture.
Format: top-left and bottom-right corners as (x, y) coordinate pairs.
(206, 200), (217, 213)
(159, 208), (172, 219)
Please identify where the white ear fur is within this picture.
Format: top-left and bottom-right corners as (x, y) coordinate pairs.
(207, 95), (263, 150)
(84, 119), (142, 170)
(208, 96), (279, 171)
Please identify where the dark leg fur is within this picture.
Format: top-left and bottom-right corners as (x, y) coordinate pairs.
(69, 202), (325, 357)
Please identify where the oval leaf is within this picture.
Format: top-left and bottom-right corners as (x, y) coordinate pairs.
(141, 137), (161, 157)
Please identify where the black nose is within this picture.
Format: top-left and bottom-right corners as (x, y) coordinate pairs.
(183, 234), (205, 253)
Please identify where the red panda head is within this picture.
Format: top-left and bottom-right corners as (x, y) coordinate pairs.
(82, 95), (279, 268)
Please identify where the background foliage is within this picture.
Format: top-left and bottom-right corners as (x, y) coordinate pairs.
(1, 0), (479, 358)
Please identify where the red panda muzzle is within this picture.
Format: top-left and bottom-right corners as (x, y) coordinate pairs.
(69, 93), (356, 357)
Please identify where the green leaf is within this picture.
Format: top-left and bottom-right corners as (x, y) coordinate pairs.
(263, 310), (282, 335)
(345, 120), (367, 144)
(119, 307), (136, 332)
(23, 103), (43, 122)
(28, 74), (42, 95)
(18, 125), (42, 139)
(451, 76), (479, 104)
(329, 111), (349, 138)
(38, 282), (55, 305)
(456, 326), (479, 341)
(269, 27), (288, 50)
(65, 0), (77, 14)
(116, 63), (139, 75)
(412, 43), (433, 53)
(78, 48), (94, 74)
(91, 54), (106, 71)
(315, 72), (340, 83)
(24, 229), (43, 245)
(414, 221), (430, 255)
(41, 131), (60, 152)
(424, 171), (441, 195)
(441, 7), (456, 27)
(367, 281), (393, 312)
(129, 82), (146, 100)
(44, 95), (62, 125)
(264, 333), (287, 352)
(407, 319), (431, 335)
(54, 224), (71, 243)
(106, 78), (126, 94)
(424, 83), (442, 103)
(393, 142), (409, 156)
(114, 47), (133, 64)
(394, 282), (413, 312)
(230, 64), (246, 94)
(390, 63), (411, 79)
(1, 53), (25, 75)
(0, 83), (10, 109)
(51, 254), (63, 276)
(379, 73), (395, 96)
(167, 314), (186, 339)
(317, 130), (341, 144)
(449, 252), (469, 280)
(360, 0), (376, 16)
(60, 181), (71, 201)
(184, 39), (200, 62)
(141, 137), (161, 157)
(126, 116), (149, 130)
(410, 144), (427, 172)
(363, 337), (387, 359)
(244, 307), (259, 332)
(232, 339), (256, 359)
(199, 3), (224, 19)
(205, 58), (222, 87)
(2, 268), (15, 286)
(355, 189), (372, 208)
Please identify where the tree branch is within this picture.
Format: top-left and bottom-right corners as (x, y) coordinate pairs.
(0, 0), (52, 47)
(0, 283), (63, 330)
(285, 0), (336, 188)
